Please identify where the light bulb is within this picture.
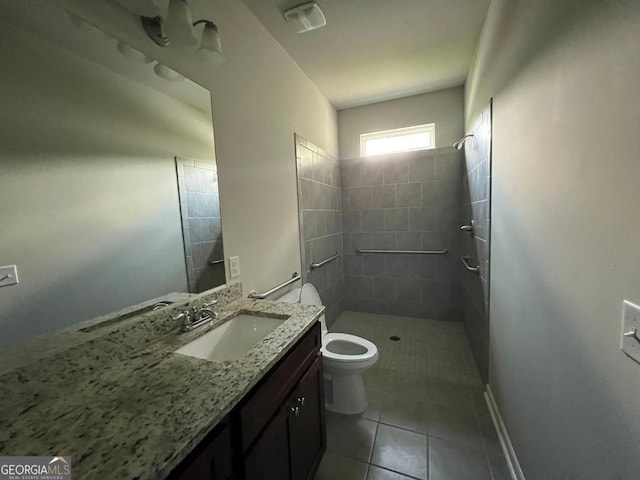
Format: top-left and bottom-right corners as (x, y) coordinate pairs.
(164, 0), (198, 47)
(197, 22), (225, 66)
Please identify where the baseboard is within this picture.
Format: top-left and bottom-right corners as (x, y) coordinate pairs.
(485, 385), (526, 480)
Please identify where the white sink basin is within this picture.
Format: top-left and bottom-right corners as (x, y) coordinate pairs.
(174, 314), (286, 363)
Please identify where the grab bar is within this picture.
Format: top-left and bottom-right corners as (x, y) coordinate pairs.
(208, 259), (224, 266)
(248, 272), (301, 299)
(356, 249), (448, 255)
(310, 252), (340, 270)
(461, 256), (480, 274)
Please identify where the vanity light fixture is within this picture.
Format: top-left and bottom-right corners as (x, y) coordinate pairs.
(136, 0), (225, 64)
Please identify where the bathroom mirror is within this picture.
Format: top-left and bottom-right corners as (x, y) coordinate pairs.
(0, 0), (224, 350)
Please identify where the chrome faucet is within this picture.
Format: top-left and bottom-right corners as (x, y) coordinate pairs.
(174, 300), (218, 332)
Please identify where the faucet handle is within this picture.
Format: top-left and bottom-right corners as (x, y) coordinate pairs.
(202, 300), (218, 308)
(173, 310), (192, 323)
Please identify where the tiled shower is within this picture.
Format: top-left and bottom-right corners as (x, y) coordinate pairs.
(295, 135), (344, 326)
(340, 149), (465, 321)
(461, 104), (492, 382)
(296, 124), (492, 380)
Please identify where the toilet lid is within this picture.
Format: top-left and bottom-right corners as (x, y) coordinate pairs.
(300, 283), (322, 306)
(322, 333), (378, 363)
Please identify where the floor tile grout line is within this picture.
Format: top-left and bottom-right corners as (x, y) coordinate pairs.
(368, 461), (426, 480)
(368, 419), (381, 465)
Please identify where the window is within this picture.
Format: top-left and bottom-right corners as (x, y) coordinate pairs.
(360, 123), (435, 157)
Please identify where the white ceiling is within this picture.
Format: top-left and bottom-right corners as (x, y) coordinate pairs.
(241, 0), (490, 110)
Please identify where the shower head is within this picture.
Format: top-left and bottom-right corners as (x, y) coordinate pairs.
(453, 134), (474, 150)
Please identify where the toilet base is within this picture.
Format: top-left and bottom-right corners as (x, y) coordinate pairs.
(324, 372), (368, 415)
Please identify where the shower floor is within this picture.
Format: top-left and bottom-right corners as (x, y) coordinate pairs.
(315, 311), (510, 480)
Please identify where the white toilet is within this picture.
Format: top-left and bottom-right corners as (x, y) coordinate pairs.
(279, 283), (378, 415)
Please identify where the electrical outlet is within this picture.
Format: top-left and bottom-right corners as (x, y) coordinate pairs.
(0, 265), (18, 288)
(621, 300), (640, 363)
(229, 256), (240, 279)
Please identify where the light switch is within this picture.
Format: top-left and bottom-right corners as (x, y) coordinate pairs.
(229, 256), (240, 279)
(620, 300), (640, 363)
(0, 265), (19, 287)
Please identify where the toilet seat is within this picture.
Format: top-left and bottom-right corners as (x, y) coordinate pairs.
(322, 333), (378, 363)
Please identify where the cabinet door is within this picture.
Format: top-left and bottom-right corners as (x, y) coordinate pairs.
(170, 421), (233, 480)
(288, 355), (326, 480)
(244, 405), (291, 480)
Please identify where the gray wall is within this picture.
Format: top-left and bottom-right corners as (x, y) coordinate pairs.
(466, 0), (640, 477)
(296, 135), (344, 327)
(338, 87), (465, 160)
(0, 17), (218, 347)
(461, 105), (492, 384)
(341, 148), (465, 321)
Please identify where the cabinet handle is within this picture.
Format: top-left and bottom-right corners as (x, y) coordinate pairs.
(291, 406), (300, 416)
(297, 396), (306, 406)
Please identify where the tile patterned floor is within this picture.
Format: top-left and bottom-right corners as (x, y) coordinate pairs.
(315, 311), (511, 480)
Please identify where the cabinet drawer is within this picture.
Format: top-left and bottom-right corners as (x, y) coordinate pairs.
(240, 322), (321, 451)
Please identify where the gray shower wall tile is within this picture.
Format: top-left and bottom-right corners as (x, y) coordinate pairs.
(386, 255), (409, 278)
(188, 217), (218, 243)
(360, 163), (384, 186)
(337, 147), (466, 321)
(409, 207), (437, 232)
(383, 208), (409, 231)
(383, 158), (409, 184)
(422, 180), (462, 207)
(299, 146), (314, 180)
(363, 255), (386, 277)
(435, 206), (463, 232)
(348, 187), (373, 210)
(343, 232), (373, 254)
(371, 185), (396, 209)
(407, 256), (439, 280)
(398, 277), (423, 303)
(374, 277), (398, 301)
(183, 165), (206, 193)
(341, 161), (362, 188)
(409, 155), (436, 183)
(341, 149), (464, 320)
(344, 255), (363, 276)
(396, 231), (421, 250)
(396, 182), (422, 207)
(460, 105), (492, 383)
(421, 231), (449, 251)
(436, 151), (465, 180)
(352, 276), (374, 298)
(422, 279), (463, 306)
(362, 210), (384, 232)
(343, 211), (363, 233)
(296, 135), (343, 322)
(373, 232), (396, 249)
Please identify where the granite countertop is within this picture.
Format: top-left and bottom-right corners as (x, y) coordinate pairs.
(0, 283), (323, 478)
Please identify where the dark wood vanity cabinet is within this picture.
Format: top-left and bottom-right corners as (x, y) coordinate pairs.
(241, 322), (326, 480)
(168, 322), (325, 480)
(169, 419), (233, 480)
(244, 355), (325, 480)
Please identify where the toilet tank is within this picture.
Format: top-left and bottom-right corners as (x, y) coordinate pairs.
(277, 288), (301, 303)
(275, 285), (327, 334)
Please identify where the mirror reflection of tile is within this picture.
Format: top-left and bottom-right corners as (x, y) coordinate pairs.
(176, 157), (225, 293)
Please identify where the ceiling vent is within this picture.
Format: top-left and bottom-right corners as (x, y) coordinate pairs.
(283, 2), (326, 33)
